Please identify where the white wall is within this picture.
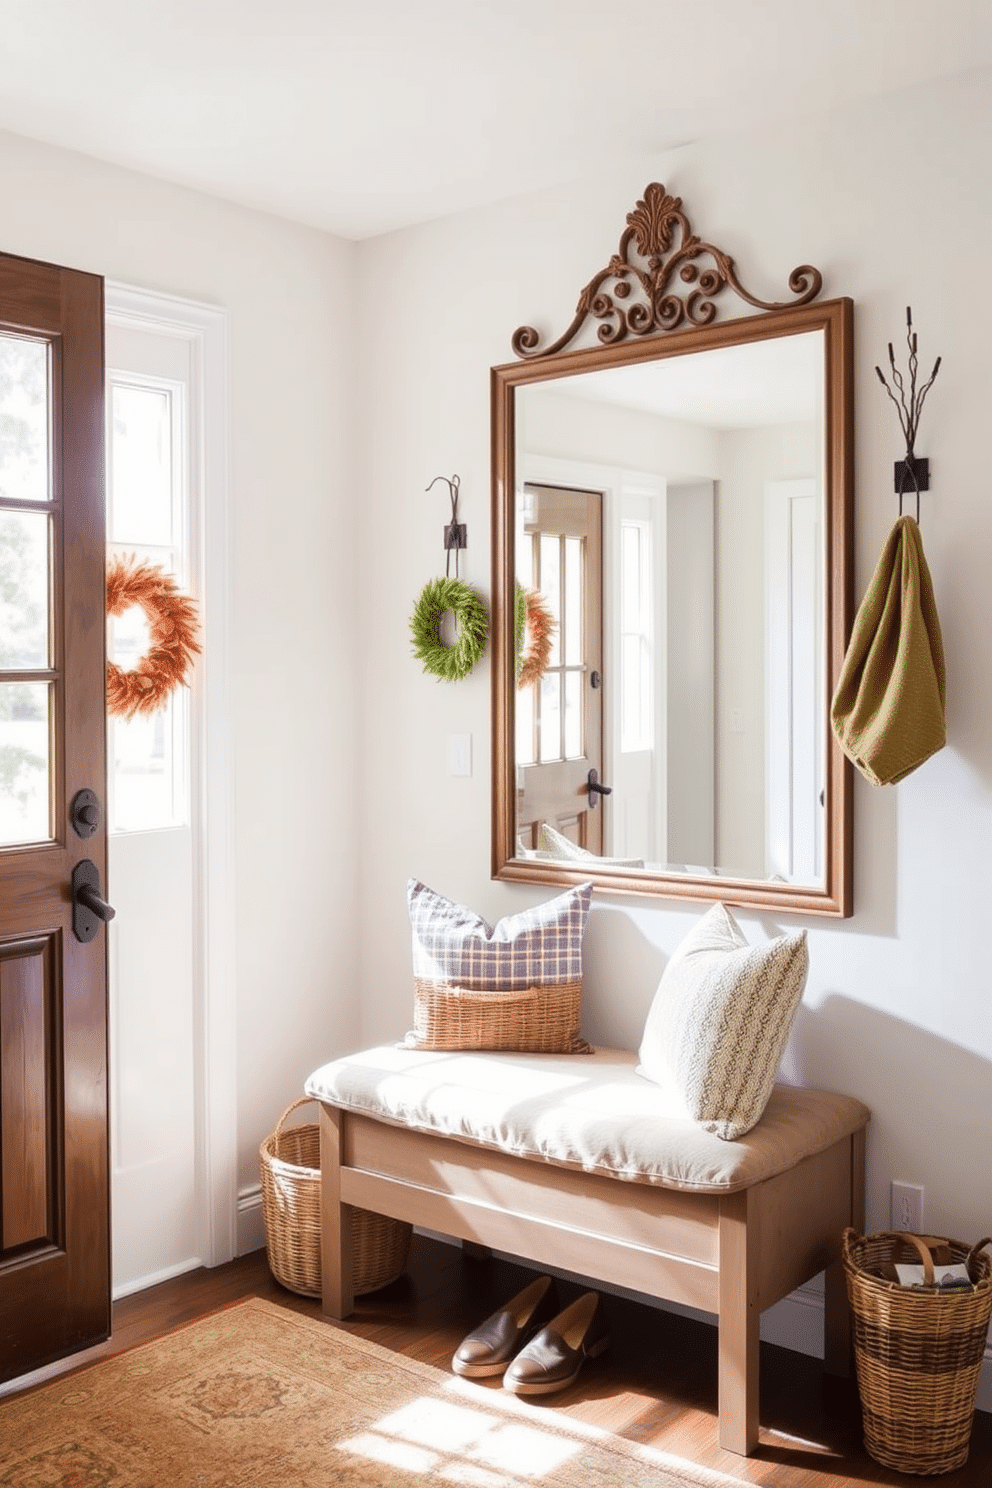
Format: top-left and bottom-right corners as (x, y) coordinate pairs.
(666, 481), (715, 870)
(520, 383), (720, 476)
(0, 128), (362, 1211)
(715, 420), (818, 877)
(354, 67), (992, 1383)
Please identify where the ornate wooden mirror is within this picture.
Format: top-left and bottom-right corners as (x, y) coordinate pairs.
(491, 185), (853, 916)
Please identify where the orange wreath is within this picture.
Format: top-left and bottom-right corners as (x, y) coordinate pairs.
(106, 555), (201, 719)
(517, 586), (557, 690)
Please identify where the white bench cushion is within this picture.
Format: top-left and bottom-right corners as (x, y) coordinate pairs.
(305, 1045), (869, 1195)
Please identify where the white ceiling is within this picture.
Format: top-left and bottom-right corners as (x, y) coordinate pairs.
(1, 1), (990, 240)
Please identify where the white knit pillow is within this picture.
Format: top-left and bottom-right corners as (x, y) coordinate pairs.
(637, 902), (808, 1140)
(538, 822), (644, 869)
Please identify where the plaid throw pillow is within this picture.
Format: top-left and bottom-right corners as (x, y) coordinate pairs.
(637, 902), (808, 1140)
(404, 879), (594, 1053)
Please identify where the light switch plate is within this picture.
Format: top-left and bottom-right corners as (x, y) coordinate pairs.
(447, 733), (472, 777)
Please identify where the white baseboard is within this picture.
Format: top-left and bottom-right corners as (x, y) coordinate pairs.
(112, 1256), (201, 1302)
(109, 1187), (264, 1300)
(237, 1183), (266, 1258)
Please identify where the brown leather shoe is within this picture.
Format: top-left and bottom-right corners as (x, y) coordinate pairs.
(451, 1275), (560, 1378)
(503, 1291), (609, 1395)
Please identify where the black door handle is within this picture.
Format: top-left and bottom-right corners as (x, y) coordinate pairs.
(587, 769), (613, 809)
(78, 883), (115, 922)
(72, 859), (116, 943)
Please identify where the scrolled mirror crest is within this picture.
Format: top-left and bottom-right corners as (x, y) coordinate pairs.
(511, 183), (823, 361)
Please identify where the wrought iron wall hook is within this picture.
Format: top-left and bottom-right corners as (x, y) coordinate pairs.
(876, 307), (941, 522)
(426, 473), (467, 575)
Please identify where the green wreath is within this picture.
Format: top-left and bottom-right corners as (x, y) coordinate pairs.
(515, 580), (527, 673)
(410, 577), (490, 681)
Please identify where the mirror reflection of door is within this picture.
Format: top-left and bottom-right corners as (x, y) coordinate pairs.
(516, 483), (603, 854)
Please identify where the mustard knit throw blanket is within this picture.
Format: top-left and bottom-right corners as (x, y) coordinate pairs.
(830, 515), (945, 786)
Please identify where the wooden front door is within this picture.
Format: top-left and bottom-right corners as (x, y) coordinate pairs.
(0, 253), (109, 1381)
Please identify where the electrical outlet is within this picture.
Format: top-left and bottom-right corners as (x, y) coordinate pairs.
(892, 1181), (924, 1233)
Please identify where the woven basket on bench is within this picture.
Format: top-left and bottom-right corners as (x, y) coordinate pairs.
(843, 1228), (992, 1475)
(260, 1097), (412, 1299)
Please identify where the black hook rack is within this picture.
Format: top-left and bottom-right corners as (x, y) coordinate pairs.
(426, 473), (467, 576)
(875, 306), (941, 522)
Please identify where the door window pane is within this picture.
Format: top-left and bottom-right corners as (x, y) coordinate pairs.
(564, 538), (582, 667)
(0, 682), (50, 845)
(620, 521), (654, 752)
(0, 335), (49, 505)
(0, 510), (49, 668)
(111, 696), (188, 833)
(621, 523), (642, 630)
(539, 671), (562, 763)
(539, 534), (562, 668)
(516, 681), (535, 768)
(517, 528), (534, 590)
(109, 595), (152, 675)
(110, 385), (174, 547)
(564, 671), (582, 759)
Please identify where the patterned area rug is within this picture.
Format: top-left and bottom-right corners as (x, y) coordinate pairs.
(0, 1298), (742, 1487)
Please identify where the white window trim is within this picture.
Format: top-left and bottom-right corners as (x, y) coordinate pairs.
(105, 281), (236, 1268)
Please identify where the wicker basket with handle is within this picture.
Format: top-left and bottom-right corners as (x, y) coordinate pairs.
(260, 1097), (412, 1299)
(843, 1228), (992, 1475)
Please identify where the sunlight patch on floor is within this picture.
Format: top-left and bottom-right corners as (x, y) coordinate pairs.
(335, 1374), (813, 1488)
(764, 1427), (839, 1455)
(621, 1444), (761, 1487)
(338, 1395), (582, 1484)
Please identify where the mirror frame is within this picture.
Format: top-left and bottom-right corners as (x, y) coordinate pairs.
(491, 295), (854, 916)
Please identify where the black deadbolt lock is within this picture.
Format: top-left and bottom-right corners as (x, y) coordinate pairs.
(70, 788), (102, 839)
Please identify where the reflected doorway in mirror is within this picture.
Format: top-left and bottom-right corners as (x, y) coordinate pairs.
(515, 483), (603, 856)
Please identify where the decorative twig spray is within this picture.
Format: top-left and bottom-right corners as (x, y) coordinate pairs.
(875, 307), (941, 519)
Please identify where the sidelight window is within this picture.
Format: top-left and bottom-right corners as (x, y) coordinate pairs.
(106, 375), (191, 833)
(619, 519), (653, 753)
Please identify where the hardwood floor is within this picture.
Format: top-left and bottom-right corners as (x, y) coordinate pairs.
(3, 1234), (990, 1486)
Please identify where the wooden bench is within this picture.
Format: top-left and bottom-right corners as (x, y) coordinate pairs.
(306, 1045), (868, 1457)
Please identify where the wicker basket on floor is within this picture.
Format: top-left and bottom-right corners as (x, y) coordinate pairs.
(260, 1097), (412, 1299)
(842, 1228), (992, 1475)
